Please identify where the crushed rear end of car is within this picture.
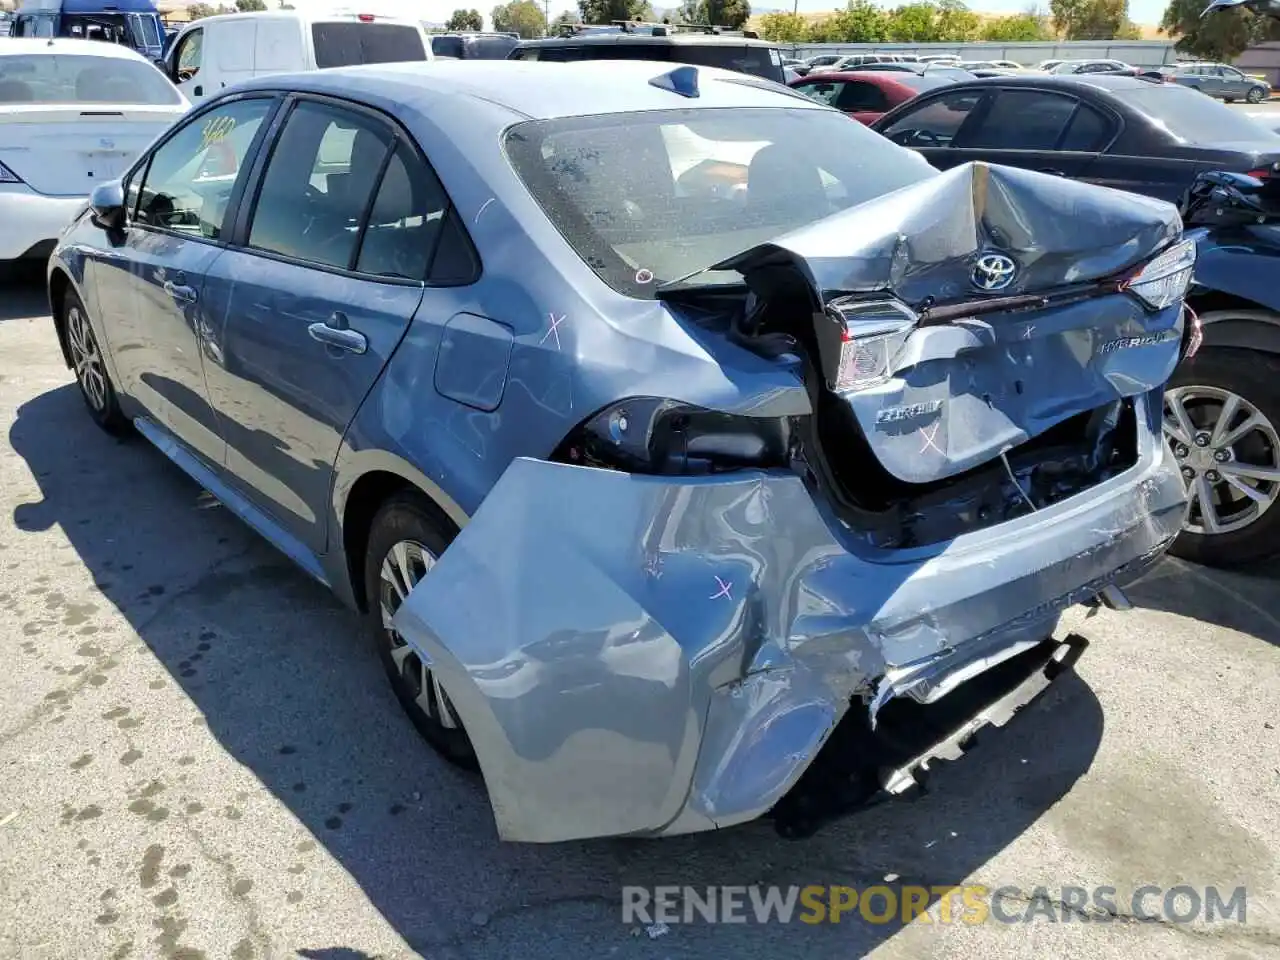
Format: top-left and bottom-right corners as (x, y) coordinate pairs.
(390, 161), (1193, 843)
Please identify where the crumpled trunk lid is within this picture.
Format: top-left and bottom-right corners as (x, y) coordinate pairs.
(714, 161), (1186, 485)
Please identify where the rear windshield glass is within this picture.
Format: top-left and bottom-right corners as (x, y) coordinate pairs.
(431, 35), (463, 58)
(674, 44), (783, 82)
(1125, 84), (1280, 144)
(504, 106), (936, 299)
(0, 53), (183, 105)
(465, 35), (518, 58)
(311, 23), (426, 69)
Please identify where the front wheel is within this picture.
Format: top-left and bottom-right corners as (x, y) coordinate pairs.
(62, 289), (129, 435)
(363, 491), (478, 770)
(1247, 85), (1266, 103)
(1163, 347), (1280, 567)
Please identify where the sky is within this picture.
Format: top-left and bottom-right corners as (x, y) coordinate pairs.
(288, 0), (1168, 31)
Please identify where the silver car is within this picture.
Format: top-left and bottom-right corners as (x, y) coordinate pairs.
(1170, 62), (1271, 102)
(49, 59), (1194, 843)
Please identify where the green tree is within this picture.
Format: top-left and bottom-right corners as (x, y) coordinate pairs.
(186, 2), (217, 20)
(578, 0), (651, 22)
(701, 0), (751, 27)
(1050, 0), (1131, 38)
(808, 0), (887, 40)
(234, 0), (267, 11)
(1160, 0), (1277, 56)
(493, 0), (546, 35)
(446, 7), (484, 29)
(758, 10), (809, 40)
(979, 10), (1053, 38)
(936, 0), (980, 39)
(885, 2), (942, 41)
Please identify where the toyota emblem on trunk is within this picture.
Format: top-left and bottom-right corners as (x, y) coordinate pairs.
(971, 253), (1017, 292)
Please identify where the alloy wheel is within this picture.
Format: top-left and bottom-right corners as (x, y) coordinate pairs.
(378, 539), (461, 729)
(1164, 385), (1280, 536)
(66, 305), (107, 413)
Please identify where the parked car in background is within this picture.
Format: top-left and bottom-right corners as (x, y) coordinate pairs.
(919, 54), (959, 64)
(7, 0), (166, 64)
(0, 39), (188, 269)
(802, 53), (843, 72)
(854, 60), (977, 81)
(790, 68), (955, 123)
(429, 31), (519, 60)
(870, 74), (1280, 203)
(1167, 61), (1270, 102)
(1, 11), (13, 37)
(1035, 58), (1063, 71)
(508, 30), (786, 82)
(163, 11), (433, 105)
(1050, 58), (1134, 75)
(958, 59), (1022, 71)
(48, 58), (1192, 843)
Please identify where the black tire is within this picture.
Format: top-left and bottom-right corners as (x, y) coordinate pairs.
(1247, 86), (1266, 103)
(1165, 347), (1280, 568)
(363, 491), (479, 770)
(61, 288), (130, 435)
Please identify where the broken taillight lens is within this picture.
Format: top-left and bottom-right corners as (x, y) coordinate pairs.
(1123, 237), (1196, 311)
(824, 299), (916, 393)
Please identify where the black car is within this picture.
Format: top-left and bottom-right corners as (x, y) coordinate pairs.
(508, 30), (785, 83)
(430, 31), (520, 60)
(869, 74), (1280, 203)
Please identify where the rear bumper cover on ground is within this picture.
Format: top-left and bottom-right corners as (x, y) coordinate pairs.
(0, 187), (86, 261)
(391, 395), (1186, 842)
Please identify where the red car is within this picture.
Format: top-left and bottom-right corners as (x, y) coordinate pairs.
(789, 70), (956, 124)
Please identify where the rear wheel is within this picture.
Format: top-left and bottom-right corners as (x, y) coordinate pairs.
(1164, 347), (1280, 567)
(1247, 85), (1266, 103)
(63, 290), (129, 435)
(362, 491), (478, 769)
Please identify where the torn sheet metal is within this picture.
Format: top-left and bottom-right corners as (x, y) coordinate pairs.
(713, 161), (1188, 486)
(391, 408), (1186, 843)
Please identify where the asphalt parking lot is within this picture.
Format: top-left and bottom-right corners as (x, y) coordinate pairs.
(1, 267), (1278, 960)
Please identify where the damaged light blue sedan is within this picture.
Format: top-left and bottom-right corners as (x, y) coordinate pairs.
(48, 59), (1197, 843)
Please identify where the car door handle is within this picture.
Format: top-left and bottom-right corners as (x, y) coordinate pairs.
(308, 312), (367, 355)
(193, 85), (202, 97)
(163, 279), (197, 303)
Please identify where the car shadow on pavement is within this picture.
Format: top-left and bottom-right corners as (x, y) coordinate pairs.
(9, 382), (1105, 959)
(1125, 555), (1280, 650)
(0, 270), (49, 324)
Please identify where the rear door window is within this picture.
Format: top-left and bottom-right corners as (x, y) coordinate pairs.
(247, 100), (395, 270)
(960, 90), (1078, 150)
(675, 44), (783, 81)
(1059, 103), (1112, 151)
(311, 22), (426, 68)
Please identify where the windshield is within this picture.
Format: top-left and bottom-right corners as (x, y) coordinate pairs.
(0, 53), (182, 104)
(1127, 84), (1280, 143)
(311, 22), (426, 68)
(504, 106), (937, 298)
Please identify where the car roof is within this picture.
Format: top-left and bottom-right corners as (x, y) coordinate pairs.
(943, 73), (1158, 93)
(515, 32), (775, 48)
(0, 36), (151, 60)
(234, 58), (817, 123)
(187, 10), (423, 26)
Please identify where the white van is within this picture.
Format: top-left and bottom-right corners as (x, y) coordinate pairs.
(164, 11), (434, 104)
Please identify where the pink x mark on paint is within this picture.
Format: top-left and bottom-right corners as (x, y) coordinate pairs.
(919, 421), (943, 455)
(710, 576), (733, 601)
(540, 313), (566, 350)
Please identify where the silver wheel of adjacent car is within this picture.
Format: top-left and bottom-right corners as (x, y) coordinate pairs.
(66, 305), (108, 414)
(1247, 85), (1266, 103)
(378, 539), (462, 730)
(1164, 385), (1280, 536)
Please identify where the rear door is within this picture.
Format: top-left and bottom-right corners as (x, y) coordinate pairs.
(944, 87), (1113, 179)
(200, 95), (451, 553)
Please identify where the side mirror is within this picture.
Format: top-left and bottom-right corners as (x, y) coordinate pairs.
(89, 180), (127, 232)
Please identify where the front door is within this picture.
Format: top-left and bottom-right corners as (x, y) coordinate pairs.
(106, 95), (277, 466)
(874, 87), (992, 171)
(201, 97), (439, 553)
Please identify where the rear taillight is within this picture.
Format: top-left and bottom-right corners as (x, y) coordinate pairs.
(1121, 237), (1196, 311)
(0, 161), (22, 184)
(1246, 167), (1274, 179)
(357, 12), (375, 20)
